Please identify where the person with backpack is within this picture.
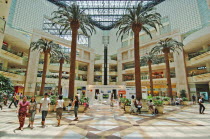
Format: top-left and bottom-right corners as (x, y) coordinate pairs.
(198, 96), (205, 114)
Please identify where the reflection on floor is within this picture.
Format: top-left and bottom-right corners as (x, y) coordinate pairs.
(1, 102), (210, 139)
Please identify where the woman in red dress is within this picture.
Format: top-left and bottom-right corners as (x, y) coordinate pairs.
(16, 96), (30, 131)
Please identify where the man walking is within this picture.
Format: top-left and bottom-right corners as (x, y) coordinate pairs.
(39, 93), (51, 128)
(198, 96), (205, 114)
(8, 93), (17, 108)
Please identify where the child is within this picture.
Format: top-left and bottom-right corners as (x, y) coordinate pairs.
(84, 98), (89, 111)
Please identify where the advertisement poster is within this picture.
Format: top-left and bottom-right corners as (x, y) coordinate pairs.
(200, 92), (208, 100)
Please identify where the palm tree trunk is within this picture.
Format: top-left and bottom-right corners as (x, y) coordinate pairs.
(40, 51), (49, 96)
(133, 31), (142, 100)
(69, 21), (79, 99)
(58, 58), (64, 95)
(148, 60), (154, 96)
(163, 48), (172, 98)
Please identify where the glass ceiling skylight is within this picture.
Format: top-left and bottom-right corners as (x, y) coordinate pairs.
(47, 0), (165, 30)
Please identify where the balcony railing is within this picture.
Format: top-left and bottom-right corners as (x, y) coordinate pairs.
(188, 48), (210, 60)
(123, 74), (175, 81)
(94, 69), (102, 72)
(110, 69), (117, 72)
(37, 73), (87, 81)
(188, 69), (210, 77)
(78, 67), (88, 71)
(0, 68), (26, 75)
(94, 78), (102, 82)
(110, 79), (117, 82)
(1, 45), (24, 57)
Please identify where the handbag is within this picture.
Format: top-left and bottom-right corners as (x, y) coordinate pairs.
(26, 112), (31, 117)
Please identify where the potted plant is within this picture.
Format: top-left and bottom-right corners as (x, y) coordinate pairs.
(78, 97), (85, 113)
(124, 99), (131, 113)
(182, 97), (189, 105)
(120, 97), (126, 109)
(154, 100), (164, 114)
(163, 97), (170, 105)
(50, 98), (56, 112)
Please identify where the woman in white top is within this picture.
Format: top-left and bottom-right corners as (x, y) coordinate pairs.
(130, 95), (137, 113)
(54, 95), (65, 126)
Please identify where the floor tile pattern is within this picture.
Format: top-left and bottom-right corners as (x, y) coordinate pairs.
(1, 102), (210, 138)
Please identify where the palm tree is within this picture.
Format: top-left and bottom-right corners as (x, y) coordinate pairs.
(30, 39), (60, 96)
(51, 52), (69, 95)
(51, 4), (95, 99)
(151, 38), (183, 98)
(115, 2), (162, 99)
(141, 52), (157, 96)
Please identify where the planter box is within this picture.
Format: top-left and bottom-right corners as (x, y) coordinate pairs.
(182, 101), (189, 105)
(163, 101), (170, 105)
(120, 103), (125, 109)
(49, 105), (55, 112)
(64, 101), (69, 107)
(36, 96), (43, 103)
(78, 105), (85, 113)
(124, 106), (131, 113)
(155, 106), (164, 114)
(141, 101), (149, 112)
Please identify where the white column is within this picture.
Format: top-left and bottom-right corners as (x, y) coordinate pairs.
(24, 34), (41, 96)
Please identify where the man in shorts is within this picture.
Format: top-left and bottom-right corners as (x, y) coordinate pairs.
(39, 93), (51, 128)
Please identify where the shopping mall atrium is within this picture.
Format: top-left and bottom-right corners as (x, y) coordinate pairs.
(0, 0), (210, 138)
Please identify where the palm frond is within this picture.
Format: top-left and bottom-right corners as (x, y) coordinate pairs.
(152, 38), (184, 54)
(115, 1), (162, 41)
(51, 3), (95, 37)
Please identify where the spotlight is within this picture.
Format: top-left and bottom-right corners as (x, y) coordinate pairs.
(5, 0), (8, 4)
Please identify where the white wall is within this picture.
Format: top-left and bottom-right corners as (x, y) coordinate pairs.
(156, 0), (202, 33)
(90, 27), (121, 55)
(9, 0), (58, 33)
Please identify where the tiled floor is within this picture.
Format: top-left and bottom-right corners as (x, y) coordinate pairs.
(0, 102), (210, 139)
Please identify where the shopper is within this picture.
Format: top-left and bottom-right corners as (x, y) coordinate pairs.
(39, 93), (51, 128)
(148, 100), (154, 115)
(72, 96), (79, 121)
(8, 93), (17, 108)
(130, 95), (137, 114)
(3, 94), (8, 106)
(28, 96), (37, 129)
(16, 96), (30, 131)
(110, 96), (114, 107)
(67, 99), (73, 113)
(136, 98), (142, 114)
(198, 96), (205, 114)
(84, 98), (90, 112)
(16, 93), (20, 104)
(192, 94), (196, 105)
(54, 95), (64, 126)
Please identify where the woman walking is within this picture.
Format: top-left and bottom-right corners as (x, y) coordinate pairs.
(54, 95), (64, 126)
(16, 96), (30, 131)
(72, 96), (79, 121)
(199, 96), (205, 114)
(28, 96), (37, 129)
